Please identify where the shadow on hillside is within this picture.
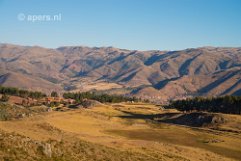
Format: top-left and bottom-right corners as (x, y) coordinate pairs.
(198, 70), (240, 94)
(154, 77), (181, 90)
(117, 110), (221, 127)
(178, 53), (202, 76)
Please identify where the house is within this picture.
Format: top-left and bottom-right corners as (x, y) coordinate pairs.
(44, 97), (64, 104)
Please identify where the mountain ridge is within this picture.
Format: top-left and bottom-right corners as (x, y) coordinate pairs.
(1, 43), (241, 102)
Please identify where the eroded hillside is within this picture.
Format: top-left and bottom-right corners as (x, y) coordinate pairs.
(1, 44), (241, 101)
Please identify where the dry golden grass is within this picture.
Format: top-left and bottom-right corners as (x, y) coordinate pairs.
(0, 103), (241, 160)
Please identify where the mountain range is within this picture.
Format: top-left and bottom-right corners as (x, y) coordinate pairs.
(1, 43), (241, 102)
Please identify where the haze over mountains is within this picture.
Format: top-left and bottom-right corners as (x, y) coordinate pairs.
(0, 43), (241, 102)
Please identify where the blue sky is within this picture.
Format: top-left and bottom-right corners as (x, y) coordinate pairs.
(0, 0), (241, 50)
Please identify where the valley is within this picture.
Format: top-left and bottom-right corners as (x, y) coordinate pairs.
(0, 102), (241, 160)
(1, 0), (241, 160)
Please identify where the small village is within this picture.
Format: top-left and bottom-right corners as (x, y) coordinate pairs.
(0, 93), (76, 108)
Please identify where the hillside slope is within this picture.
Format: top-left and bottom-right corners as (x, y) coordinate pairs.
(1, 44), (241, 101)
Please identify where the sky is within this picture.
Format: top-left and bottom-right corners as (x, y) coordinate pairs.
(0, 0), (241, 51)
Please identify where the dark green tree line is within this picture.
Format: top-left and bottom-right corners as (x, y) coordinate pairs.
(63, 91), (138, 103)
(0, 86), (46, 99)
(169, 96), (241, 115)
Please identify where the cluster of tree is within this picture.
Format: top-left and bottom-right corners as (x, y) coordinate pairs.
(63, 91), (139, 103)
(0, 86), (46, 99)
(169, 96), (241, 115)
(51, 91), (58, 97)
